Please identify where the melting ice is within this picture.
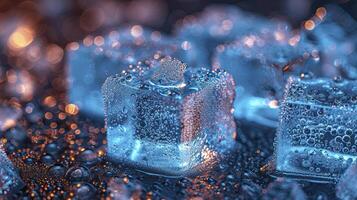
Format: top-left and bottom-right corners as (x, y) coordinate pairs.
(102, 57), (236, 175)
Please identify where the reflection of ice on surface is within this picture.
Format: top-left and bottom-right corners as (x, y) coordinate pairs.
(102, 57), (236, 175)
(336, 163), (357, 200)
(175, 5), (288, 68)
(0, 148), (23, 196)
(67, 25), (197, 119)
(214, 28), (323, 127)
(276, 77), (357, 181)
(262, 178), (306, 200)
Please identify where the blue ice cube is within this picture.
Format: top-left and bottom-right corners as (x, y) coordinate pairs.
(276, 77), (357, 181)
(213, 30), (321, 127)
(306, 5), (357, 79)
(67, 25), (196, 119)
(336, 163), (357, 200)
(0, 148), (23, 196)
(102, 57), (236, 175)
(175, 5), (284, 68)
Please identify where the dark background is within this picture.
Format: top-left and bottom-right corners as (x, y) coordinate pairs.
(0, 0), (356, 102)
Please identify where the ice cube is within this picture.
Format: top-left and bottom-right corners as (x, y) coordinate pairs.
(102, 57), (236, 175)
(67, 25), (196, 119)
(175, 5), (288, 68)
(262, 178), (306, 200)
(336, 163), (357, 200)
(306, 5), (357, 79)
(0, 148), (23, 196)
(276, 77), (357, 181)
(213, 30), (321, 127)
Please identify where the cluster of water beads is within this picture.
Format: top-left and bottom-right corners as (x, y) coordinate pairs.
(0, 147), (23, 196)
(276, 77), (357, 180)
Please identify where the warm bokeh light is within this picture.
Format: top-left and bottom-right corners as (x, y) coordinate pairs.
(8, 26), (35, 50)
(65, 103), (79, 115)
(304, 19), (315, 30)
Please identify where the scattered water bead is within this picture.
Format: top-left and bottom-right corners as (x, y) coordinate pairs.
(306, 5), (357, 80)
(276, 77), (357, 181)
(69, 182), (97, 199)
(5, 126), (30, 149)
(0, 148), (24, 196)
(102, 57), (236, 175)
(262, 178), (306, 200)
(213, 29), (322, 127)
(67, 25), (197, 119)
(175, 5), (288, 68)
(336, 163), (357, 200)
(66, 166), (91, 183)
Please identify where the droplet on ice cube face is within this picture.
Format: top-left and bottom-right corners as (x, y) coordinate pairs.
(102, 57), (236, 175)
(276, 77), (357, 181)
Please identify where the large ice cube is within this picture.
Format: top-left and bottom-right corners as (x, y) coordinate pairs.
(67, 25), (196, 119)
(213, 30), (321, 127)
(175, 5), (285, 68)
(102, 57), (236, 175)
(336, 163), (357, 200)
(0, 148), (23, 196)
(276, 77), (357, 181)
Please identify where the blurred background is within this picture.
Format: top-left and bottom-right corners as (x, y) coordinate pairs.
(0, 1), (355, 198)
(0, 0), (356, 105)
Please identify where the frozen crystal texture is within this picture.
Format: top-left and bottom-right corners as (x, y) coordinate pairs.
(276, 77), (357, 181)
(306, 5), (357, 79)
(262, 178), (306, 200)
(213, 29), (321, 127)
(175, 5), (286, 68)
(336, 163), (357, 200)
(102, 57), (236, 175)
(0, 148), (23, 196)
(67, 26), (196, 119)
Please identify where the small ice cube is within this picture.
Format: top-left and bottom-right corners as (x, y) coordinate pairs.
(102, 57), (236, 175)
(276, 77), (357, 181)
